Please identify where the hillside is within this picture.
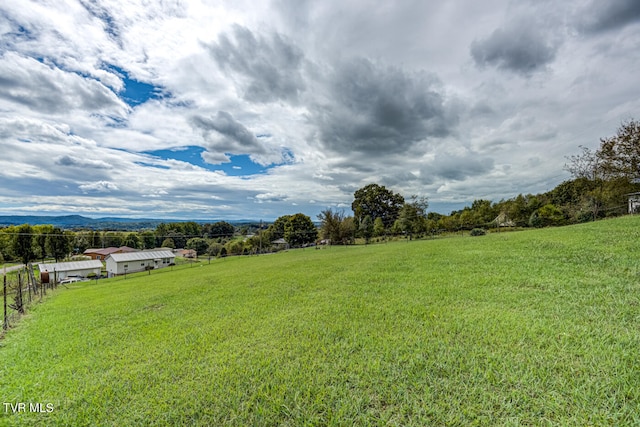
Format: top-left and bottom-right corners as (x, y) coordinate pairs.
(1, 217), (639, 425)
(0, 215), (253, 230)
(0, 215), (171, 230)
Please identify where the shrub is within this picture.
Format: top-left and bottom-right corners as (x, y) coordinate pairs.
(207, 242), (223, 257)
(530, 204), (565, 228)
(470, 228), (486, 236)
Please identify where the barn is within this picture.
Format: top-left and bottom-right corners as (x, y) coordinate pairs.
(38, 260), (104, 283)
(105, 250), (175, 277)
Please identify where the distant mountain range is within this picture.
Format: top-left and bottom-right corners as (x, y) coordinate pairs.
(0, 215), (256, 230)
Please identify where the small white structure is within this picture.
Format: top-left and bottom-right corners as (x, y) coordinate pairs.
(38, 260), (103, 283)
(105, 250), (175, 277)
(628, 192), (640, 214)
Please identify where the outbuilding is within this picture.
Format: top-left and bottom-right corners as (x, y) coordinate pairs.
(272, 238), (290, 250)
(627, 192), (640, 214)
(105, 250), (175, 277)
(38, 260), (104, 283)
(83, 246), (138, 260)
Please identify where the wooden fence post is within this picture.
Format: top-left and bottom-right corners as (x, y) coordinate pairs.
(27, 267), (31, 304)
(16, 272), (24, 315)
(3, 275), (7, 330)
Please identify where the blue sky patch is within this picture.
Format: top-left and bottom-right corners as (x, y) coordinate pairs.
(144, 146), (269, 176)
(106, 65), (165, 106)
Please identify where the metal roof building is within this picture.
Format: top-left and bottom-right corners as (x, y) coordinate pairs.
(105, 250), (175, 276)
(83, 246), (138, 260)
(38, 260), (103, 283)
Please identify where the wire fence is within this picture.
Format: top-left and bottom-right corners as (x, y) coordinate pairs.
(2, 265), (64, 333)
(1, 255), (249, 333)
(1, 259), (205, 332)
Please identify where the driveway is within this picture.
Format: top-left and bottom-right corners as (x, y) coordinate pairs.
(2, 264), (25, 274)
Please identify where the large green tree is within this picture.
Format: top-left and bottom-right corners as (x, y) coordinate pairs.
(564, 146), (608, 221)
(103, 232), (123, 248)
(205, 221), (235, 239)
(123, 233), (141, 249)
(0, 226), (17, 261)
(597, 119), (640, 180)
(72, 232), (90, 254)
(395, 195), (429, 238)
(266, 215), (291, 242)
(46, 228), (72, 262)
(13, 224), (36, 265)
(166, 231), (187, 249)
(359, 215), (374, 243)
(34, 224), (54, 261)
(352, 183), (405, 229)
(283, 213), (317, 247)
(181, 221), (203, 238)
(140, 231), (156, 249)
(161, 238), (175, 249)
(317, 209), (355, 245)
(186, 237), (209, 256)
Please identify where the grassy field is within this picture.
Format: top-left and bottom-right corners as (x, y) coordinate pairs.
(1, 217), (639, 425)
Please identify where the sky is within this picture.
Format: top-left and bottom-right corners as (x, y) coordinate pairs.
(1, 0), (639, 221)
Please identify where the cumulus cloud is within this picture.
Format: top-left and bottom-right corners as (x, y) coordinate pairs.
(207, 24), (306, 103)
(254, 192), (288, 203)
(79, 180), (119, 193)
(77, 0), (122, 44)
(577, 0), (640, 33)
(191, 111), (268, 164)
(55, 154), (113, 169)
(0, 117), (73, 142)
(470, 19), (561, 75)
(379, 171), (420, 187)
(312, 57), (455, 156)
(423, 151), (495, 182)
(0, 52), (127, 115)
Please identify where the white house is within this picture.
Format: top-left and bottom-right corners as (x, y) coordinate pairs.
(38, 260), (103, 283)
(105, 250), (175, 276)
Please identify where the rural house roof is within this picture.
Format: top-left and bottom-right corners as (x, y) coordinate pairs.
(174, 249), (196, 257)
(38, 260), (103, 273)
(106, 250), (175, 263)
(84, 246), (138, 256)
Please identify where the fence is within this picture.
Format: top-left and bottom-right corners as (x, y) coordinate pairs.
(2, 257), (241, 331)
(2, 265), (62, 333)
(107, 256), (220, 280)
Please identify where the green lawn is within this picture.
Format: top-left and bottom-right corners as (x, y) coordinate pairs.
(1, 217), (640, 425)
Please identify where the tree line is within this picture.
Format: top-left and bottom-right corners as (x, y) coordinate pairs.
(0, 217), (320, 264)
(0, 221), (238, 265)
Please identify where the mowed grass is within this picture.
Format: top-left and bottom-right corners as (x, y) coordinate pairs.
(2, 217), (640, 426)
